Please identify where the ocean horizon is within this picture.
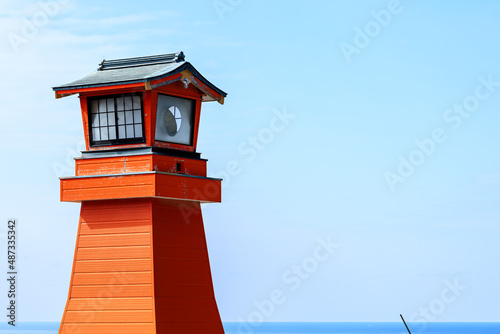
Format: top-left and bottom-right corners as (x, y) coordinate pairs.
(0, 322), (499, 333)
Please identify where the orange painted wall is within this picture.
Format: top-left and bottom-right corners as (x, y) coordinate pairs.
(75, 154), (207, 177)
(59, 198), (224, 334)
(59, 199), (155, 334)
(151, 199), (224, 333)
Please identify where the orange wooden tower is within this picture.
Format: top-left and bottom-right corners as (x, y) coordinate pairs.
(53, 52), (227, 333)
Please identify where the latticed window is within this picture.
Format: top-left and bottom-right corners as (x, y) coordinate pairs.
(88, 93), (145, 146)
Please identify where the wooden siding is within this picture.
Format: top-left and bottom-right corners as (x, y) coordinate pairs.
(59, 198), (224, 334)
(60, 174), (155, 202)
(152, 200), (224, 333)
(61, 172), (221, 203)
(75, 156), (152, 176)
(59, 199), (155, 334)
(75, 154), (207, 177)
(66, 297), (153, 310)
(60, 323), (155, 334)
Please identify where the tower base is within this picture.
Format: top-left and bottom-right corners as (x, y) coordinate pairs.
(58, 198), (224, 334)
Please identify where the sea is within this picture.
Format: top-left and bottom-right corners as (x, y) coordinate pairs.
(0, 322), (499, 333)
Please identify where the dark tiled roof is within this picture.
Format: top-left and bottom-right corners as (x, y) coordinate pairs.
(52, 51), (226, 98)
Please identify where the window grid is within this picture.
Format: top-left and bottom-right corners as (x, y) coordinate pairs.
(89, 94), (145, 146)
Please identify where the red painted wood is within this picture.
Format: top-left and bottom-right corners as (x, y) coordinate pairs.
(79, 97), (90, 150)
(154, 258), (211, 274)
(156, 307), (222, 323)
(155, 80), (203, 100)
(72, 272), (152, 285)
(79, 198), (152, 220)
(150, 271), (214, 286)
(61, 172), (221, 203)
(153, 235), (208, 249)
(153, 140), (196, 152)
(152, 72), (223, 103)
(150, 91), (159, 151)
(153, 245), (209, 261)
(64, 310), (154, 323)
(59, 199), (224, 334)
(60, 174), (156, 202)
(189, 75), (223, 102)
(56, 82), (145, 98)
(78, 233), (151, 247)
(75, 156), (152, 176)
(76, 245), (151, 261)
(66, 297), (153, 310)
(192, 97), (202, 151)
(75, 154), (207, 177)
(60, 323), (154, 334)
(156, 322), (225, 334)
(152, 154), (207, 176)
(148, 72), (183, 88)
(155, 296), (219, 310)
(70, 284), (153, 298)
(150, 199), (223, 332)
(85, 143), (149, 151)
(143, 90), (153, 147)
(79, 221), (151, 235)
(154, 283), (214, 298)
(74, 259), (152, 273)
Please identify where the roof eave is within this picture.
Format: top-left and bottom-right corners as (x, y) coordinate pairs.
(52, 62), (227, 104)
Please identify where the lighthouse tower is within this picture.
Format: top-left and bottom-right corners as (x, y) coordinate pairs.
(53, 52), (227, 334)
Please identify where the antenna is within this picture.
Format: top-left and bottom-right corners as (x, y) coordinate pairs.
(400, 314), (412, 334)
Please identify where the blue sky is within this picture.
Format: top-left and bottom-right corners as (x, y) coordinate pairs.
(1, 0), (500, 324)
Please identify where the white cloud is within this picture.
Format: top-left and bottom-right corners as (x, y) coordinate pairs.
(56, 11), (179, 29)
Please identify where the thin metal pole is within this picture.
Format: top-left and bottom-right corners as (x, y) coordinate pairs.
(400, 314), (412, 334)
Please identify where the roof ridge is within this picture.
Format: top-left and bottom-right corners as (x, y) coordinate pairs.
(98, 51), (185, 71)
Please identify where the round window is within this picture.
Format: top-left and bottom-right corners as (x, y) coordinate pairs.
(164, 106), (182, 136)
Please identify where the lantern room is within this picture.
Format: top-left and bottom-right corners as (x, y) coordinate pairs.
(53, 51), (226, 154)
(53, 52), (227, 203)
